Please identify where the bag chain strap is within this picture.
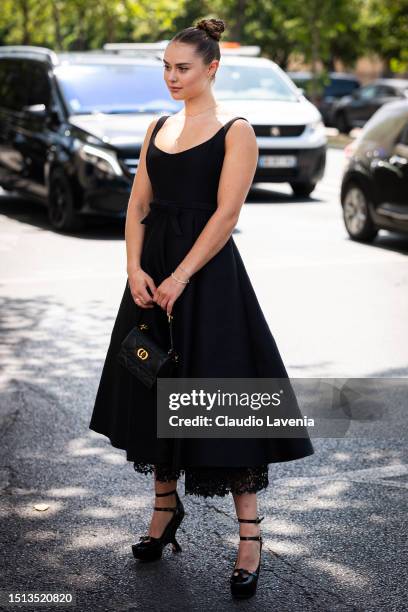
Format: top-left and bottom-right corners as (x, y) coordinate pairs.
(139, 310), (177, 361)
(167, 313), (174, 356)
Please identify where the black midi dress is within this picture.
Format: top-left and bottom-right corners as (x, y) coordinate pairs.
(89, 115), (315, 498)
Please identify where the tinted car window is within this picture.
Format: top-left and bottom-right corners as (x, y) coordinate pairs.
(325, 79), (359, 96)
(358, 108), (408, 153)
(0, 58), (30, 111)
(359, 85), (377, 100)
(376, 85), (398, 97)
(26, 62), (51, 107)
(54, 63), (177, 114)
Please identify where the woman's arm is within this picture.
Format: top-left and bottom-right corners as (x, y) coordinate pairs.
(125, 118), (159, 308)
(153, 119), (258, 314)
(172, 118), (258, 280)
(125, 118), (157, 274)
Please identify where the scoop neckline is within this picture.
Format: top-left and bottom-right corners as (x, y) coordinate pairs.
(151, 116), (230, 156)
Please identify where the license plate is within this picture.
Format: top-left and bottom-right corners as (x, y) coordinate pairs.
(258, 155), (297, 168)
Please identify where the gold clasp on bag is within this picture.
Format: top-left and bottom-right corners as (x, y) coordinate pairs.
(136, 347), (149, 360)
(139, 323), (149, 330)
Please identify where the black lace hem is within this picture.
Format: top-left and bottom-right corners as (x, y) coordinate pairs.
(133, 461), (269, 498)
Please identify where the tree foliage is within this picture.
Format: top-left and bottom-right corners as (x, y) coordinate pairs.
(0, 0), (406, 74)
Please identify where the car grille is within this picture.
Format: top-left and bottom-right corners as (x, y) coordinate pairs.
(254, 124), (306, 137)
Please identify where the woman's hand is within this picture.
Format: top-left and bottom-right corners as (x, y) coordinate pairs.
(128, 267), (156, 308)
(153, 273), (188, 315)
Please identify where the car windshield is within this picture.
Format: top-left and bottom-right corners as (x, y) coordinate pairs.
(55, 61), (299, 114)
(361, 111), (408, 145)
(214, 65), (299, 101)
(54, 63), (180, 114)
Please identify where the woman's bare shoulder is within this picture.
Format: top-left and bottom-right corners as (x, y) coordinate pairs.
(147, 116), (162, 131)
(224, 115), (257, 152)
(224, 116), (254, 136)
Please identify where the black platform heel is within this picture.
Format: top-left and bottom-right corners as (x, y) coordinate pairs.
(132, 488), (185, 562)
(230, 515), (264, 599)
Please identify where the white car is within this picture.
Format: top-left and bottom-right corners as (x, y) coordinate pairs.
(214, 53), (327, 197)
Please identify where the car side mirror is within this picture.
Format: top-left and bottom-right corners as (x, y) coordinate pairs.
(296, 87), (305, 96)
(22, 104), (59, 124)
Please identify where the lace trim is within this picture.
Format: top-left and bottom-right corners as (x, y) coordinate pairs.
(133, 461), (269, 498)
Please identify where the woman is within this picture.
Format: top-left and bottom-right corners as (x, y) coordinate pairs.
(89, 18), (315, 599)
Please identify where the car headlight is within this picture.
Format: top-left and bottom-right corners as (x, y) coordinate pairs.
(307, 119), (325, 133)
(78, 143), (123, 178)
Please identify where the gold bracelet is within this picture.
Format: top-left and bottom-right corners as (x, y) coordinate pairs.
(171, 271), (189, 284)
(176, 264), (191, 282)
(178, 265), (190, 276)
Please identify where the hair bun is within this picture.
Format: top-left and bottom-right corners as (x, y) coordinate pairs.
(195, 18), (225, 42)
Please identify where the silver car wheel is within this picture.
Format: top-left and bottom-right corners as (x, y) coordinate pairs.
(343, 186), (368, 235)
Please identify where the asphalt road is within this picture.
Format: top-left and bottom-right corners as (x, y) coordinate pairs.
(0, 148), (407, 611)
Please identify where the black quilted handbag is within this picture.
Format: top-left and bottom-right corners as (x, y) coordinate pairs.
(116, 310), (179, 389)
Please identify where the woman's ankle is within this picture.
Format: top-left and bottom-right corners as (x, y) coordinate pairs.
(154, 492), (176, 507)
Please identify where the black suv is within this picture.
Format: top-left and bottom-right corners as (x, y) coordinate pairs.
(0, 46), (179, 231)
(341, 99), (408, 241)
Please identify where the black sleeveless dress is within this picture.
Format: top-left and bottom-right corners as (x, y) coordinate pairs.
(89, 115), (315, 497)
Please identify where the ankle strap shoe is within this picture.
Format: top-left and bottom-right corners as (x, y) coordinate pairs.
(132, 488), (185, 562)
(230, 516), (264, 599)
